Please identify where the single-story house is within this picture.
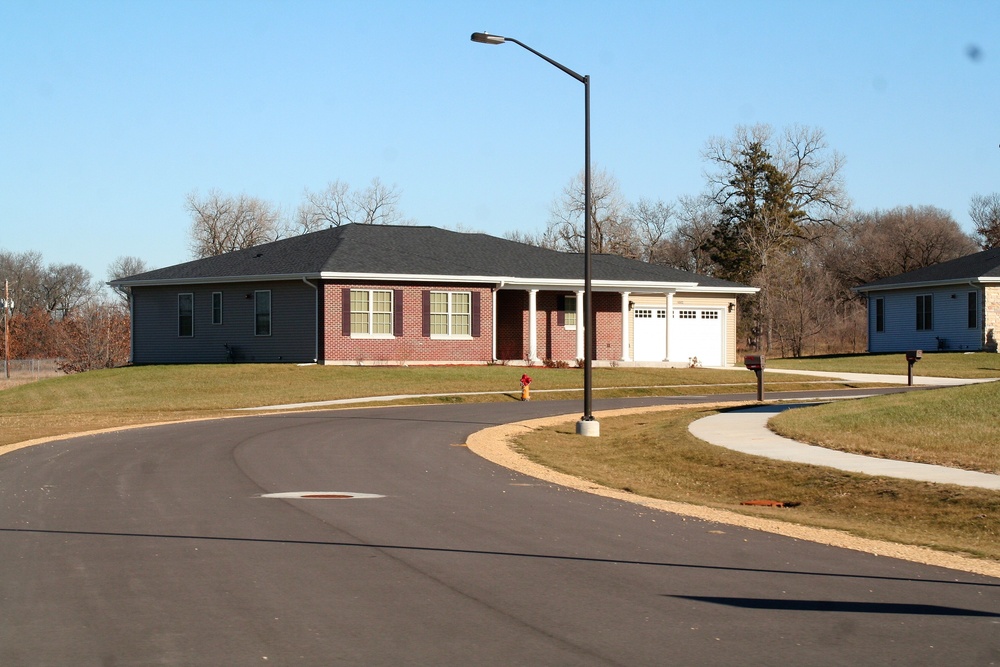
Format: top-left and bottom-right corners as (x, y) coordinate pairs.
(854, 247), (1000, 353)
(111, 224), (757, 366)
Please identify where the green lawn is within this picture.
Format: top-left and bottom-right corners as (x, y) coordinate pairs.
(767, 350), (1000, 378)
(769, 381), (1000, 473)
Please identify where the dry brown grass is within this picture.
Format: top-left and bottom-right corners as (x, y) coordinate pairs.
(514, 409), (1000, 561)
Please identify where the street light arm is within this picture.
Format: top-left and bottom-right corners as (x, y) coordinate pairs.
(469, 33), (586, 84)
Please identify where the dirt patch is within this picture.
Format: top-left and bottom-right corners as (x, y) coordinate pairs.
(465, 404), (1000, 580)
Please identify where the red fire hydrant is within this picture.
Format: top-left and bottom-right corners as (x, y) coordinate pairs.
(520, 374), (532, 401)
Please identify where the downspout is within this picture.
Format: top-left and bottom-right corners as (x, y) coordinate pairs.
(303, 278), (319, 363)
(128, 290), (135, 364)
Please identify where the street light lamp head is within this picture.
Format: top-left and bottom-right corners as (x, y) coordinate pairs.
(471, 32), (505, 45)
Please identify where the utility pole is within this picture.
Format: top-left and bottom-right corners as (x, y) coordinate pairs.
(3, 280), (10, 380)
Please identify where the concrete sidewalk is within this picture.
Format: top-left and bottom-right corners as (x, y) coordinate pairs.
(688, 402), (1000, 490)
(763, 367), (998, 386)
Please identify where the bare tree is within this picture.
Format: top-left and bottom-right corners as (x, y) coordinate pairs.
(824, 206), (979, 288)
(663, 195), (719, 274)
(970, 193), (1000, 249)
(293, 178), (407, 234)
(502, 227), (561, 250)
(628, 198), (674, 263)
(355, 177), (405, 226)
(187, 190), (284, 258)
(704, 124), (848, 228)
(42, 263), (96, 319)
(546, 167), (637, 256)
(107, 255), (151, 306)
(0, 250), (47, 316)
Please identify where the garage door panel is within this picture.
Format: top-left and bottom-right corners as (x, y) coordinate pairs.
(633, 308), (665, 361)
(669, 309), (723, 366)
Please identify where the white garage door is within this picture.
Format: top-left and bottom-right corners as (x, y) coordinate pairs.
(670, 308), (724, 366)
(633, 307), (725, 366)
(633, 307), (666, 361)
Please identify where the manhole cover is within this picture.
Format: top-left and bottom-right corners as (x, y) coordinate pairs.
(259, 492), (385, 500)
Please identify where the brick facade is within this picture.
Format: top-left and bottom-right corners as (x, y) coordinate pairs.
(985, 286), (1000, 351)
(321, 284), (628, 364)
(321, 282), (493, 364)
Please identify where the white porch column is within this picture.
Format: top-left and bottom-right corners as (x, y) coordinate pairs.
(575, 289), (585, 361)
(620, 292), (631, 361)
(528, 289), (540, 363)
(664, 292), (674, 362)
(491, 288), (498, 361)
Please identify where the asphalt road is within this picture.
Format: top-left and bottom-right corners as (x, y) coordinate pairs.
(1, 390), (997, 666)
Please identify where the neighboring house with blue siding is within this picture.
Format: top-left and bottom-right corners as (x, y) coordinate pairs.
(854, 248), (1000, 353)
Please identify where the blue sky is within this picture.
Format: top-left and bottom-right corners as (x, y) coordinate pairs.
(2, 0), (997, 284)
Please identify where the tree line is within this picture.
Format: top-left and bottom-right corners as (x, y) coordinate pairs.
(508, 124), (997, 356)
(0, 251), (147, 372)
(187, 178), (410, 258)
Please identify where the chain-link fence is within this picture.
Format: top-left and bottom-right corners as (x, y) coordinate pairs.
(1, 358), (61, 386)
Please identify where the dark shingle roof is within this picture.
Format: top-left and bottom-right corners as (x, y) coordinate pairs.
(856, 247), (1000, 291)
(115, 224), (748, 289)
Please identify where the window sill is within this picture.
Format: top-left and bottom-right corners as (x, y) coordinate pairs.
(351, 333), (395, 339)
(430, 334), (473, 341)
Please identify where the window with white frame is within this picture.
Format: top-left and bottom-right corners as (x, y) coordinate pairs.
(430, 291), (470, 337)
(350, 289), (393, 336)
(255, 290), (271, 336)
(563, 295), (577, 328)
(178, 293), (194, 337)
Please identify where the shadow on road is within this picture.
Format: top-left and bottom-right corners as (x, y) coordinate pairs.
(4, 526), (997, 592)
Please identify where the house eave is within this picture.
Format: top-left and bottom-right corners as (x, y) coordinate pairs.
(111, 270), (757, 294)
(109, 273), (321, 288)
(853, 277), (995, 294)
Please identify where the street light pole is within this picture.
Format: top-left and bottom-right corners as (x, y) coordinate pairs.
(471, 32), (599, 437)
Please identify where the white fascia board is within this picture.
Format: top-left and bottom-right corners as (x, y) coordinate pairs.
(853, 277), (990, 294)
(677, 285), (759, 295)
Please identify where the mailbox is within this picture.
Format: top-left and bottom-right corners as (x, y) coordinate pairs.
(905, 349), (922, 386)
(744, 355), (765, 370)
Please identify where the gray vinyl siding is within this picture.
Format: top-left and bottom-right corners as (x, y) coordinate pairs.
(867, 286), (983, 353)
(131, 281), (317, 364)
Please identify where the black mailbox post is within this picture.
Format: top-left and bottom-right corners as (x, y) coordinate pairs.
(905, 349), (922, 386)
(744, 354), (765, 401)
